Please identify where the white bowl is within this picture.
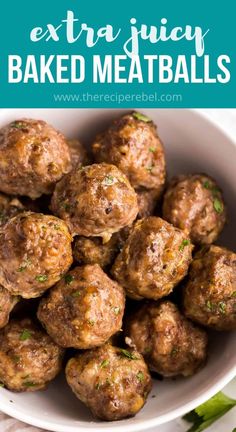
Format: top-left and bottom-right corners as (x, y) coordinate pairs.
(0, 108), (236, 432)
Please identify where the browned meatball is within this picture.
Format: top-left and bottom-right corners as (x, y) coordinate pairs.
(67, 139), (90, 169)
(162, 174), (226, 245)
(37, 264), (125, 349)
(0, 318), (64, 391)
(136, 188), (159, 218)
(0, 193), (25, 226)
(0, 286), (18, 329)
(0, 119), (71, 199)
(51, 163), (138, 240)
(126, 301), (207, 377)
(183, 245), (236, 330)
(66, 344), (152, 421)
(0, 212), (73, 298)
(112, 217), (193, 300)
(92, 112), (166, 196)
(73, 235), (119, 268)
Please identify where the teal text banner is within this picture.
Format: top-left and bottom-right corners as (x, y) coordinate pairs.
(0, 0), (235, 107)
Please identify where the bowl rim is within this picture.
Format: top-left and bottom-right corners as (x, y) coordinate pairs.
(0, 108), (235, 432)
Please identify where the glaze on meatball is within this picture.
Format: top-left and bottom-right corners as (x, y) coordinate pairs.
(0, 286), (18, 329)
(51, 163), (138, 240)
(92, 112), (166, 197)
(0, 212), (73, 298)
(67, 139), (90, 169)
(0, 193), (25, 226)
(112, 217), (193, 300)
(0, 318), (64, 391)
(66, 344), (152, 421)
(126, 301), (207, 377)
(0, 119), (71, 199)
(162, 174), (226, 245)
(37, 264), (125, 349)
(183, 245), (236, 330)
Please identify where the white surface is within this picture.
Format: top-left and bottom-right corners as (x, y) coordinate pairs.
(0, 108), (235, 432)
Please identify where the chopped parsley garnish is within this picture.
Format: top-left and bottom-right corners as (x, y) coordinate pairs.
(179, 239), (190, 251)
(206, 300), (214, 312)
(113, 306), (120, 315)
(203, 180), (211, 189)
(213, 198), (224, 214)
(137, 371), (144, 382)
(12, 355), (21, 363)
(183, 391), (236, 432)
(232, 291), (236, 297)
(54, 224), (60, 230)
(133, 112), (151, 123)
(149, 147), (156, 153)
(95, 382), (100, 390)
(72, 290), (81, 298)
(219, 302), (226, 314)
(0, 383), (4, 387)
(11, 121), (26, 129)
(35, 274), (48, 283)
(103, 175), (114, 186)
(119, 349), (138, 360)
(23, 381), (37, 387)
(64, 274), (74, 285)
(87, 319), (95, 326)
(100, 359), (109, 368)
(19, 329), (32, 341)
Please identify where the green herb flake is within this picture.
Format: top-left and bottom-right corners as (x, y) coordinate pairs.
(19, 329), (32, 341)
(12, 355), (21, 363)
(54, 224), (60, 230)
(149, 147), (156, 153)
(171, 347), (179, 357)
(23, 381), (37, 388)
(203, 181), (211, 189)
(87, 319), (95, 326)
(206, 300), (214, 312)
(11, 121), (26, 130)
(113, 306), (120, 315)
(232, 291), (236, 298)
(64, 274), (75, 285)
(103, 175), (114, 186)
(63, 203), (70, 211)
(119, 349), (138, 360)
(35, 274), (48, 283)
(183, 391), (236, 432)
(133, 112), (151, 123)
(179, 239), (190, 251)
(95, 382), (100, 390)
(0, 383), (4, 388)
(137, 371), (144, 382)
(100, 359), (109, 368)
(72, 290), (81, 298)
(213, 198), (224, 214)
(219, 302), (226, 314)
(17, 259), (31, 272)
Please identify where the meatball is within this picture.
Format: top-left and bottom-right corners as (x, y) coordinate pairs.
(0, 212), (73, 298)
(92, 112), (166, 197)
(67, 139), (90, 169)
(65, 344), (152, 421)
(0, 318), (64, 391)
(183, 245), (236, 330)
(51, 163), (138, 240)
(136, 188), (159, 218)
(0, 119), (71, 199)
(0, 286), (18, 329)
(125, 301), (207, 377)
(73, 235), (119, 269)
(112, 217), (193, 300)
(0, 193), (25, 226)
(162, 174), (226, 245)
(37, 264), (125, 349)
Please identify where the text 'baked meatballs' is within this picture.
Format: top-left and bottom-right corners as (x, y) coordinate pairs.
(162, 174), (226, 245)
(37, 264), (125, 349)
(0, 119), (71, 199)
(126, 301), (208, 377)
(112, 217), (193, 300)
(0, 318), (64, 392)
(92, 112), (166, 196)
(183, 245), (236, 331)
(0, 212), (73, 298)
(51, 163), (138, 239)
(66, 344), (152, 421)
(0, 286), (18, 329)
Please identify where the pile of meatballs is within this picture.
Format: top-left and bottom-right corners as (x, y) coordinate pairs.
(0, 112), (234, 422)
